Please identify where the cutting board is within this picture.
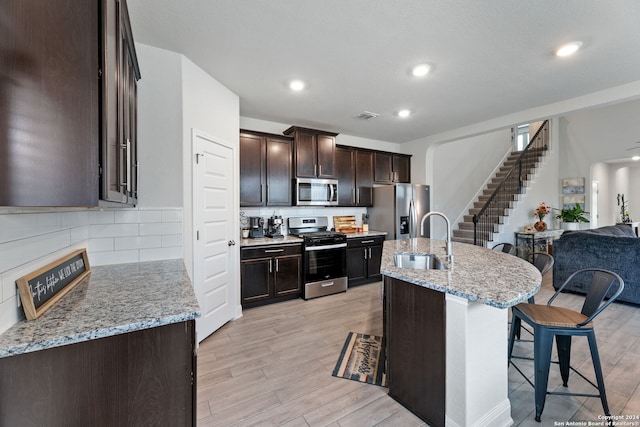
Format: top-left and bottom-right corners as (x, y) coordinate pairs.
(333, 215), (357, 234)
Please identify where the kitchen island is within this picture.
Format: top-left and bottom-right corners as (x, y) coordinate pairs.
(381, 238), (540, 427)
(0, 259), (200, 426)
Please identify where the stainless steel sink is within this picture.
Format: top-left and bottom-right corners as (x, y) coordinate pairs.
(393, 253), (448, 270)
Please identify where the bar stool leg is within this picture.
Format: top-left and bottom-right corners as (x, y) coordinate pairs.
(587, 332), (610, 416)
(508, 313), (520, 361)
(534, 327), (554, 422)
(555, 334), (572, 387)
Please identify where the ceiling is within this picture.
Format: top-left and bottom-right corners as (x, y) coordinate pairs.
(126, 0), (640, 143)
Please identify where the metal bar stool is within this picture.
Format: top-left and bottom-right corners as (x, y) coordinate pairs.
(508, 268), (624, 422)
(491, 242), (516, 255)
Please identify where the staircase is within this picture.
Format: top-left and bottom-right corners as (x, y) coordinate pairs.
(452, 121), (550, 247)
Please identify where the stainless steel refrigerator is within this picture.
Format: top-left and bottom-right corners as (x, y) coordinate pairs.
(368, 184), (430, 239)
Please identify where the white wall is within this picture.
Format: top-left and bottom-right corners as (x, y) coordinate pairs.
(181, 55), (240, 280)
(136, 44), (183, 207)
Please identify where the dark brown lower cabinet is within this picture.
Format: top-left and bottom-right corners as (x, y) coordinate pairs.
(385, 276), (445, 427)
(346, 236), (384, 286)
(0, 320), (196, 426)
(241, 244), (302, 307)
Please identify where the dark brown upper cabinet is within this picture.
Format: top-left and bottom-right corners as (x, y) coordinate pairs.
(374, 152), (412, 184)
(336, 146), (374, 207)
(240, 130), (293, 207)
(283, 126), (338, 179)
(100, 0), (141, 206)
(0, 0), (100, 206)
(0, 0), (140, 207)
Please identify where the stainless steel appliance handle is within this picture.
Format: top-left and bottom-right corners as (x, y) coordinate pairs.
(329, 183), (335, 202)
(361, 240), (375, 244)
(321, 282), (334, 287)
(305, 242), (347, 251)
(408, 199), (415, 238)
(264, 249), (284, 253)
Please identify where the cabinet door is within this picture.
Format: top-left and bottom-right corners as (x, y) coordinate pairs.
(294, 130), (317, 178)
(347, 246), (368, 283)
(240, 133), (265, 206)
(393, 155), (411, 183)
(101, 0), (140, 205)
(266, 136), (292, 206)
(274, 255), (301, 297)
(336, 147), (356, 206)
(367, 244), (383, 281)
(240, 258), (272, 303)
(355, 150), (374, 206)
(316, 133), (336, 178)
(0, 0), (99, 206)
(374, 152), (393, 183)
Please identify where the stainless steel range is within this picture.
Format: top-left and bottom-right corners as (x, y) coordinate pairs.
(288, 217), (347, 300)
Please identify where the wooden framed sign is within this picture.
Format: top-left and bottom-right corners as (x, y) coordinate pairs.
(16, 249), (91, 320)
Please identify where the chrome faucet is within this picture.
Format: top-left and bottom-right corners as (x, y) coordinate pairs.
(420, 211), (454, 264)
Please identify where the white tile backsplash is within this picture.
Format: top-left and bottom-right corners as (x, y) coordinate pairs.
(0, 207), (184, 335)
(240, 206), (368, 233)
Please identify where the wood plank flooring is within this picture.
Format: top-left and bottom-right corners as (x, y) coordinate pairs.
(197, 274), (640, 426)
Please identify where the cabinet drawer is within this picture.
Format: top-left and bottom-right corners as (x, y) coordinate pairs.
(347, 236), (385, 248)
(241, 244), (302, 260)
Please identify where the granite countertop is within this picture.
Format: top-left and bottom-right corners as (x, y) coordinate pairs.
(0, 259), (200, 358)
(240, 230), (386, 247)
(381, 238), (541, 309)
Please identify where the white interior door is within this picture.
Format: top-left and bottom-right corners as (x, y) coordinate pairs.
(192, 130), (237, 342)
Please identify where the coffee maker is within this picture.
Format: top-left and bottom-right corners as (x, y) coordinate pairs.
(265, 215), (284, 238)
(248, 217), (264, 238)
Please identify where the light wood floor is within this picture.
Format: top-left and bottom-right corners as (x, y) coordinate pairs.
(197, 274), (640, 426)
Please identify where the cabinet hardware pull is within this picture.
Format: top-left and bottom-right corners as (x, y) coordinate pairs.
(352, 189), (355, 204)
(368, 247), (372, 258)
(314, 164), (317, 176)
(269, 259), (272, 273)
(356, 188), (360, 204)
(264, 249), (284, 253)
(126, 139), (132, 193)
(275, 258), (279, 272)
(361, 240), (375, 244)
(363, 249), (367, 259)
(319, 164), (322, 176)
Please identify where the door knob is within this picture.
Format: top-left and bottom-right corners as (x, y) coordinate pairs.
(228, 240), (236, 246)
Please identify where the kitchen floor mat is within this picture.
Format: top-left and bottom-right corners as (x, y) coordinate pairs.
(332, 332), (386, 387)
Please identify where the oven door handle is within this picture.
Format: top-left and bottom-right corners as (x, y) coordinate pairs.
(305, 242), (347, 251)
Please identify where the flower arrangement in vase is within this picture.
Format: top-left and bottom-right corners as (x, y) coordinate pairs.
(532, 202), (551, 231)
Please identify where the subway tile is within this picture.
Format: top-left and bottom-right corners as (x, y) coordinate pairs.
(60, 211), (90, 227)
(161, 209), (183, 223)
(0, 296), (22, 335)
(114, 210), (141, 224)
(70, 226), (89, 245)
(139, 246), (183, 262)
(88, 210), (115, 225)
(139, 222), (181, 236)
(21, 231), (71, 264)
(139, 210), (162, 223)
(162, 234), (183, 248)
(115, 236), (161, 250)
(88, 238), (115, 252)
(89, 223), (139, 238)
(0, 241), (22, 274)
(89, 250), (139, 267)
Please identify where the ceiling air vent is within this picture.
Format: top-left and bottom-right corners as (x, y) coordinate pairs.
(354, 111), (380, 120)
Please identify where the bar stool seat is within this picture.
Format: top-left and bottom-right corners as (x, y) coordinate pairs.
(508, 268), (624, 422)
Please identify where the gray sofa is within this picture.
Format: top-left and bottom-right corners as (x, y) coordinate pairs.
(552, 224), (640, 305)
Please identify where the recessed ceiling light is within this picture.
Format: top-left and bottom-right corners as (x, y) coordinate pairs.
(632, 156), (640, 161)
(412, 64), (431, 77)
(555, 41), (583, 57)
(289, 80), (305, 91)
(397, 109), (411, 118)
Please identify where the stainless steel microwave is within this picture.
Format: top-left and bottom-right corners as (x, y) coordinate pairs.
(295, 178), (339, 206)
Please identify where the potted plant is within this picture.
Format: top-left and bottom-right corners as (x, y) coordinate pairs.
(555, 203), (590, 230)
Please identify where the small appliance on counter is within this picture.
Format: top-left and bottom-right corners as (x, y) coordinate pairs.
(248, 216), (264, 238)
(265, 215), (284, 238)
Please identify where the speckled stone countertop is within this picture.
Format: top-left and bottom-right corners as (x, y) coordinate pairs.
(0, 259), (200, 358)
(381, 238), (541, 309)
(240, 230), (386, 247)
